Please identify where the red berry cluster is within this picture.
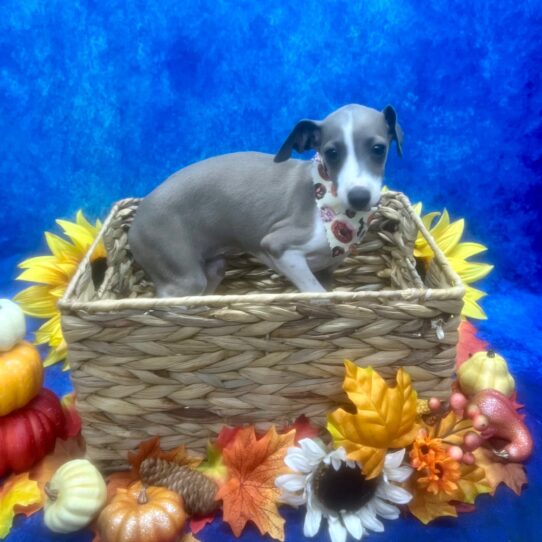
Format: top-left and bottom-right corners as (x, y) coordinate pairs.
(426, 395), (484, 465)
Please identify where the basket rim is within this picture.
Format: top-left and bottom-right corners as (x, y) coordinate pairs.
(58, 192), (465, 313)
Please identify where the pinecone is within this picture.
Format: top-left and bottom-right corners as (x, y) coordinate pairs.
(139, 458), (219, 516)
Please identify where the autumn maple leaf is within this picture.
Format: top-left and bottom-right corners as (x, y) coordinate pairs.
(28, 436), (86, 507)
(327, 362), (419, 478)
(456, 320), (488, 368)
(283, 415), (320, 443)
(216, 426), (295, 542)
(127, 436), (202, 478)
(0, 473), (41, 539)
(408, 462), (491, 525)
(407, 490), (459, 525)
(95, 437), (205, 507)
(474, 447), (527, 496)
(408, 412), (491, 524)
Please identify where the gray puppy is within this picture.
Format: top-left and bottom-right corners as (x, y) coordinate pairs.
(128, 104), (403, 297)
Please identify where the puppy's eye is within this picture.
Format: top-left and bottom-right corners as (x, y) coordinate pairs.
(325, 148), (339, 161)
(372, 144), (386, 157)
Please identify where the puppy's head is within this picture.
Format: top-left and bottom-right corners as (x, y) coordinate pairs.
(274, 104), (403, 211)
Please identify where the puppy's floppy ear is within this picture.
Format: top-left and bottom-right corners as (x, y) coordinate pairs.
(383, 105), (403, 157)
(274, 119), (322, 163)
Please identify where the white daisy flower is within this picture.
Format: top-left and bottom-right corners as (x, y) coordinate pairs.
(276, 439), (413, 542)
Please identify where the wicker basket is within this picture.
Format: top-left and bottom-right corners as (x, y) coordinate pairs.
(59, 191), (464, 470)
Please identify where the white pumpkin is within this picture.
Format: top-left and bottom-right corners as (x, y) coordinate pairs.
(0, 299), (26, 352)
(457, 350), (515, 397)
(44, 459), (107, 533)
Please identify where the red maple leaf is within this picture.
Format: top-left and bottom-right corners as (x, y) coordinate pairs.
(456, 320), (488, 368)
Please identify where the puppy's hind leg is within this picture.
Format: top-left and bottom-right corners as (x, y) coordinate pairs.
(154, 266), (208, 298)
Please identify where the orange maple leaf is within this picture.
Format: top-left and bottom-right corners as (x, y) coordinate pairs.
(27, 436), (86, 510)
(127, 437), (202, 478)
(474, 447), (528, 496)
(97, 437), (204, 505)
(216, 426), (295, 542)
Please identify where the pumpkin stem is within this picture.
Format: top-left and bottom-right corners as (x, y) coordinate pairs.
(44, 483), (59, 502)
(487, 350), (496, 358)
(137, 486), (149, 505)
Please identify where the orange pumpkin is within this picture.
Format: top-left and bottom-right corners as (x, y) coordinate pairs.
(97, 483), (186, 542)
(0, 341), (43, 416)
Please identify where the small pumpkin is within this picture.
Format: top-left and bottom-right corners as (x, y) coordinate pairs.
(457, 350), (515, 397)
(97, 483), (186, 542)
(0, 341), (43, 416)
(0, 299), (26, 352)
(44, 459), (107, 533)
(0, 388), (67, 477)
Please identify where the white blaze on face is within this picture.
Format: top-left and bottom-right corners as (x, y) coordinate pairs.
(336, 113), (383, 210)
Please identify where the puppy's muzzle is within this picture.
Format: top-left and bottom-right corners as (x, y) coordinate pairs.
(347, 187), (371, 211)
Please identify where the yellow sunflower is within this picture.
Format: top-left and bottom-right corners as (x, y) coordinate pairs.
(413, 203), (493, 320)
(14, 211), (105, 369)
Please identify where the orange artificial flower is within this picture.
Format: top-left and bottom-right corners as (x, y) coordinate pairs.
(409, 434), (446, 471)
(416, 456), (461, 496)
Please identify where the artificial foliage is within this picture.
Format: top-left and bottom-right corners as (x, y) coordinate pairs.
(406, 412), (491, 524)
(127, 437), (202, 476)
(216, 426), (296, 542)
(0, 474), (41, 539)
(0, 200), (534, 541)
(327, 364), (418, 479)
(455, 320), (489, 367)
(473, 447), (527, 496)
(0, 345), (532, 541)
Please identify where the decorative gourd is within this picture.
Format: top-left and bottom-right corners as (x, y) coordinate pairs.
(0, 388), (67, 477)
(97, 483), (186, 542)
(0, 341), (43, 416)
(44, 459), (107, 533)
(457, 350), (515, 397)
(0, 299), (26, 352)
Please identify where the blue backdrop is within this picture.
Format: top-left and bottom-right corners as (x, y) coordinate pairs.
(1, 1), (541, 541)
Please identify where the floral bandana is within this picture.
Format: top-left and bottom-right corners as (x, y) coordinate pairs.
(312, 154), (374, 258)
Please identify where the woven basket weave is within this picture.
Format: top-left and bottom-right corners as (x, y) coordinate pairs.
(59, 191), (464, 470)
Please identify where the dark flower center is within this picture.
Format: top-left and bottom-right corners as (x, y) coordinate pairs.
(420, 445), (430, 454)
(313, 462), (379, 512)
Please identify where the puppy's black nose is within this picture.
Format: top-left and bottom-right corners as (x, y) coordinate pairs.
(347, 187), (371, 211)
